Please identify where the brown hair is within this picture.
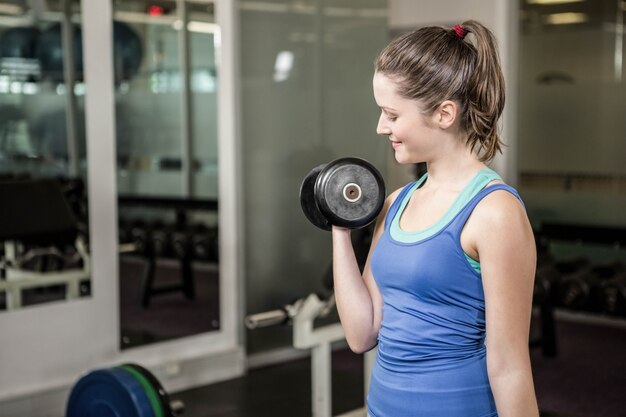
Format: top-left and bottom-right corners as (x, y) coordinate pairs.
(375, 20), (505, 162)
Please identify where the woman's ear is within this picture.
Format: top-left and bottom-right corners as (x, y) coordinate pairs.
(435, 100), (457, 130)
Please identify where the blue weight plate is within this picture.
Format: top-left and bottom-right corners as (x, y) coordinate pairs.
(66, 368), (155, 417)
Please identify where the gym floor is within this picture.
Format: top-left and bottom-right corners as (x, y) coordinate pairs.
(173, 317), (626, 417)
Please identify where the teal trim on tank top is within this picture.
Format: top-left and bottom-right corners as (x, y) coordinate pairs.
(390, 168), (502, 273)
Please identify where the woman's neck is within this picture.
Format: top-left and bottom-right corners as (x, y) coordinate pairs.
(423, 149), (486, 192)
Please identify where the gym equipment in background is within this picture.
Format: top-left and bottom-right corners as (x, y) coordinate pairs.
(558, 262), (623, 312)
(300, 157), (385, 231)
(0, 26), (40, 59)
(66, 363), (184, 417)
(601, 271), (626, 316)
(0, 178), (91, 310)
(36, 23), (83, 83)
(36, 21), (143, 83)
(246, 293), (374, 417)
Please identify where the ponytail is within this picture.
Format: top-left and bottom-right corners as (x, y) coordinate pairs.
(460, 20), (505, 162)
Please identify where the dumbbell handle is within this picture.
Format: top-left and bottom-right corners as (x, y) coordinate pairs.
(245, 309), (288, 329)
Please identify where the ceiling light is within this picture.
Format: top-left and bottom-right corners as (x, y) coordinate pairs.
(544, 12), (588, 24)
(527, 0), (584, 4)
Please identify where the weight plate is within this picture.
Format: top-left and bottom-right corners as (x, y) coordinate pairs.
(299, 164), (332, 231)
(121, 363), (171, 417)
(118, 365), (165, 417)
(315, 157), (385, 229)
(66, 368), (155, 417)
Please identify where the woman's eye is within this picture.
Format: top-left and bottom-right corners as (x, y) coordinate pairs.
(387, 116), (397, 122)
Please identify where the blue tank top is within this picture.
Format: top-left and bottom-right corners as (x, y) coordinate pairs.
(367, 175), (524, 417)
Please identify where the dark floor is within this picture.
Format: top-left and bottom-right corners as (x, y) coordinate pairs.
(175, 348), (365, 417)
(173, 317), (626, 417)
(530, 319), (626, 417)
(119, 257), (221, 348)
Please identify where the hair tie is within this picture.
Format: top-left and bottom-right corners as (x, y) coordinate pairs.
(452, 24), (467, 39)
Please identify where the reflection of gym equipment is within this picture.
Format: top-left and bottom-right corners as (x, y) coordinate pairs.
(0, 27), (41, 81)
(118, 196), (218, 308)
(66, 363), (184, 417)
(0, 27), (40, 59)
(11, 21), (143, 83)
(0, 105), (27, 154)
(246, 293), (374, 417)
(0, 178), (90, 310)
(601, 272), (626, 316)
(37, 23), (84, 82)
(138, 223), (198, 308)
(112, 21), (144, 83)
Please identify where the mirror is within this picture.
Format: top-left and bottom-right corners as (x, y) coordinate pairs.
(112, 0), (220, 349)
(0, 0), (91, 312)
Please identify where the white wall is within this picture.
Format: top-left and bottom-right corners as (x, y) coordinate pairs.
(388, 0), (519, 185)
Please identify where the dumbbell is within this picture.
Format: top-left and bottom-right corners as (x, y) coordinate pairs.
(533, 262), (560, 305)
(558, 263), (621, 311)
(191, 224), (218, 262)
(150, 222), (172, 258)
(66, 363), (184, 417)
(130, 221), (151, 256)
(534, 257), (589, 305)
(300, 157), (385, 230)
(171, 227), (192, 260)
(601, 273), (626, 316)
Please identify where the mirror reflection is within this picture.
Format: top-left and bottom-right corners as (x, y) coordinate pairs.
(0, 0), (91, 312)
(112, 0), (220, 349)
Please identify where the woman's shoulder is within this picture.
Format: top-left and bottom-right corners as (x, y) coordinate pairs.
(472, 181), (528, 230)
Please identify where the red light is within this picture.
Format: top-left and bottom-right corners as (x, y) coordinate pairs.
(148, 5), (165, 16)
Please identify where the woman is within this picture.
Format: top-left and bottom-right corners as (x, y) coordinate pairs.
(332, 21), (540, 416)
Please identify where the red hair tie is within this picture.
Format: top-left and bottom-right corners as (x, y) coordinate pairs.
(452, 24), (467, 39)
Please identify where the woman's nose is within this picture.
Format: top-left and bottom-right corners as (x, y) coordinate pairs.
(376, 114), (390, 136)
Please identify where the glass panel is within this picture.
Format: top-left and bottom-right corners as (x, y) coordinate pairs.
(0, 0), (91, 312)
(114, 0), (183, 197)
(519, 0), (626, 290)
(241, 0), (389, 353)
(189, 0), (218, 199)
(113, 0), (220, 349)
(519, 0), (626, 232)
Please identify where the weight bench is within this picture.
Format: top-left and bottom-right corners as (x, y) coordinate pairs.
(0, 178), (90, 310)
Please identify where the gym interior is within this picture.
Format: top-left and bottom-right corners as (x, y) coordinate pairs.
(0, 0), (625, 416)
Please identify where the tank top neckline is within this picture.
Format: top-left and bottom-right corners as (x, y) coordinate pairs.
(389, 168), (502, 245)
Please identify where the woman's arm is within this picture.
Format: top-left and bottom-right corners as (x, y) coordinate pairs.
(473, 190), (540, 417)
(332, 189), (400, 353)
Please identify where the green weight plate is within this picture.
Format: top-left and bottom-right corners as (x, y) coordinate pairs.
(122, 363), (172, 417)
(119, 365), (165, 417)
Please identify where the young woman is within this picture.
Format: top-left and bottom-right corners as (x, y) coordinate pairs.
(332, 21), (540, 416)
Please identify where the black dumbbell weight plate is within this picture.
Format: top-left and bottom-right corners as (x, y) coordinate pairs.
(315, 157), (385, 229)
(300, 164), (332, 231)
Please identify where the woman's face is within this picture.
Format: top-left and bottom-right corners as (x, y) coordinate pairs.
(373, 72), (438, 164)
